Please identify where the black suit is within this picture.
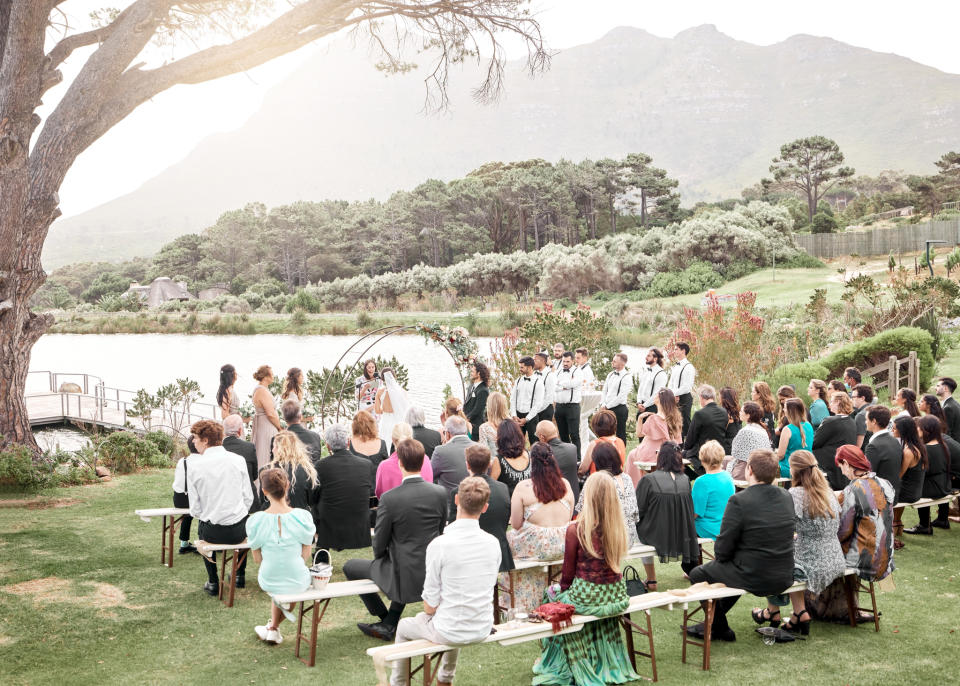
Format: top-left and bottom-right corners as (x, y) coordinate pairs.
(688, 484), (795, 632)
(315, 448), (373, 550)
(683, 402), (728, 473)
(343, 476), (447, 628)
(289, 423), (323, 460)
(412, 426), (442, 459)
(943, 397), (960, 442)
(812, 414), (857, 490)
(864, 431), (902, 502)
(223, 435), (258, 497)
(463, 382), (489, 442)
(254, 463), (319, 515)
(546, 437), (580, 503)
(447, 473), (514, 572)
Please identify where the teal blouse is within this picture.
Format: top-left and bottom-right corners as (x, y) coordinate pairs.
(809, 398), (829, 429)
(246, 508), (315, 595)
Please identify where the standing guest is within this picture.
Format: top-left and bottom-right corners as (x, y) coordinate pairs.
(667, 342), (696, 438)
(510, 356), (544, 445)
(223, 414), (258, 498)
(315, 422), (374, 551)
(578, 409), (626, 477)
(600, 352), (633, 445)
(729, 402), (772, 480)
(375, 423), (434, 498)
(692, 441), (736, 540)
(172, 436), (199, 555)
(256, 430), (319, 515)
(247, 467), (316, 645)
(350, 410), (390, 487)
(535, 420), (580, 503)
(634, 441), (701, 589)
(345, 438), (448, 641)
(891, 416), (926, 546)
(863, 405), (902, 501)
(775, 385), (798, 439)
(919, 393), (948, 431)
(462, 362), (490, 442)
(685, 449), (795, 643)
(186, 420), (254, 596)
(905, 415), (951, 535)
(490, 419), (530, 498)
(626, 388), (683, 487)
(719, 387), (742, 454)
(551, 342), (565, 371)
(843, 367), (862, 391)
(777, 398), (814, 479)
(431, 416), (475, 495)
(751, 381), (778, 436)
(807, 379), (830, 429)
(851, 385), (875, 449)
(282, 368), (304, 403)
(405, 406), (442, 459)
(446, 445), (514, 572)
(504, 443), (574, 612)
(893, 388), (920, 418)
(252, 365), (282, 473)
(479, 392), (510, 459)
(217, 364), (240, 418)
(272, 400), (322, 461)
(530, 351), (557, 430)
(752, 450), (845, 636)
(356, 359), (379, 413)
(812, 391), (858, 490)
(533, 472), (640, 686)
(636, 347), (668, 416)
(574, 441), (640, 548)
(935, 376), (960, 441)
(554, 351), (583, 459)
(574, 347), (596, 391)
(389, 477), (501, 686)
(682, 385), (727, 476)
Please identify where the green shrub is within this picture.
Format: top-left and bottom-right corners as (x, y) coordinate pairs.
(934, 209), (960, 221)
(143, 431), (176, 457)
(647, 261), (723, 297)
(0, 444), (58, 491)
(721, 259), (759, 280)
(98, 431), (166, 474)
(758, 361), (830, 406)
(811, 212), (838, 234)
(780, 252), (826, 269)
(285, 288), (322, 313)
(821, 326), (935, 390)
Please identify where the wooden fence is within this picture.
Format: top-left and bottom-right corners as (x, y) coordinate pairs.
(794, 219), (960, 259)
(863, 352), (920, 396)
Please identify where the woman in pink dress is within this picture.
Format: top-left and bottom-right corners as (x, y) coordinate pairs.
(625, 388), (683, 487)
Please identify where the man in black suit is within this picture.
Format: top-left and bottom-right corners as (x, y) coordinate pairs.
(430, 416), (474, 495)
(850, 384), (875, 449)
(447, 444), (514, 572)
(222, 414), (258, 498)
(863, 405), (902, 501)
(462, 362), (490, 442)
(535, 421), (580, 502)
(315, 422), (373, 551)
(936, 377), (960, 442)
(686, 449), (795, 642)
(344, 438), (448, 641)
(406, 406), (442, 458)
(272, 400), (323, 460)
(683, 385), (728, 476)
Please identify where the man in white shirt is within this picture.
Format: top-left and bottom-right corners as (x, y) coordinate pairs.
(554, 351), (582, 459)
(574, 347), (596, 391)
(636, 348), (667, 416)
(666, 342), (696, 439)
(600, 352), (633, 444)
(551, 342), (565, 371)
(527, 352), (556, 444)
(390, 476), (501, 686)
(186, 420), (254, 596)
(510, 356), (544, 445)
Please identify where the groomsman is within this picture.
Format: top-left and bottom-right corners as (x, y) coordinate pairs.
(554, 352), (583, 460)
(529, 352), (557, 443)
(510, 356), (544, 445)
(635, 348), (667, 416)
(600, 353), (633, 444)
(551, 343), (565, 371)
(574, 348), (596, 391)
(667, 342), (696, 438)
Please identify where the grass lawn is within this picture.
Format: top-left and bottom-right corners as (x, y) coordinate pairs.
(1, 472), (958, 685)
(649, 268), (844, 310)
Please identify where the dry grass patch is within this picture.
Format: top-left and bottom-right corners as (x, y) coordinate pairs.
(2, 576), (135, 610)
(0, 497), (80, 510)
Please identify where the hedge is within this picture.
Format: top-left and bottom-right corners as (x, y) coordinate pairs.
(758, 361), (830, 407)
(821, 327), (935, 391)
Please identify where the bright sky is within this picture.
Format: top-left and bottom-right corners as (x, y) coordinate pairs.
(52, 0), (960, 218)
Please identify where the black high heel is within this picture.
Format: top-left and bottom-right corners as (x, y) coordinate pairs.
(751, 607), (781, 627)
(782, 609), (811, 636)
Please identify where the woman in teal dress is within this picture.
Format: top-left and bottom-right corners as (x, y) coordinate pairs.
(246, 467), (316, 644)
(806, 379), (830, 429)
(777, 398), (814, 478)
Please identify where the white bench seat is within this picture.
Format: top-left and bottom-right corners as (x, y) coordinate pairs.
(274, 579), (380, 605)
(134, 507), (191, 568)
(773, 568), (880, 632)
(193, 540), (251, 608)
(895, 493), (958, 510)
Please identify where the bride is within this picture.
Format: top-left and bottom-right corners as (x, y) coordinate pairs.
(374, 368), (410, 448)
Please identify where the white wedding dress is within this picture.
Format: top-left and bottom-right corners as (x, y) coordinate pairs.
(378, 371), (411, 447)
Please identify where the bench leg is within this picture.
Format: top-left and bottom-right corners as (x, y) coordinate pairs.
(294, 598), (330, 667)
(408, 650), (447, 686)
(217, 549), (229, 602)
(161, 515), (183, 568)
(495, 571), (516, 620)
(681, 600), (714, 671)
(843, 575), (858, 628)
(855, 579), (880, 633)
(621, 610), (657, 682)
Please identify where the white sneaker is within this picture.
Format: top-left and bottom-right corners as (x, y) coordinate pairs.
(265, 627), (283, 644)
(254, 625), (270, 641)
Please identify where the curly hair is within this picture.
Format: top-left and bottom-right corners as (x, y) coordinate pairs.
(496, 419), (525, 460)
(529, 442), (566, 504)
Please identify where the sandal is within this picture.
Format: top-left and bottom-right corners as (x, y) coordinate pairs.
(751, 607), (781, 627)
(782, 609), (811, 636)
(643, 580), (658, 592)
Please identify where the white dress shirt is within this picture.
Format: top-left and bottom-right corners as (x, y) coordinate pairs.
(173, 457), (188, 494)
(186, 445), (254, 525)
(667, 359), (696, 397)
(510, 373), (544, 416)
(578, 362), (596, 391)
(532, 368), (556, 415)
(555, 366), (582, 404)
(636, 364), (667, 408)
(601, 369), (633, 409)
(421, 518), (501, 644)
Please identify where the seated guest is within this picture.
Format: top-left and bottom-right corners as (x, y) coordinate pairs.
(490, 418), (530, 498)
(574, 441), (639, 548)
(350, 410), (390, 486)
(719, 387), (742, 454)
(223, 414), (257, 495)
(920, 393), (949, 431)
(375, 423), (433, 498)
(246, 467), (315, 644)
(863, 405), (901, 501)
(578, 409), (626, 477)
(534, 471), (640, 685)
(478, 391), (511, 459)
(390, 477), (501, 686)
(812, 391), (857, 490)
(751, 381), (778, 436)
(315, 422), (374, 551)
(447, 445), (514, 572)
(891, 415), (926, 545)
(752, 450), (845, 636)
(256, 430), (319, 513)
(504, 443), (574, 612)
(172, 436), (199, 554)
(894, 388), (920, 418)
(905, 415), (951, 535)
(851, 384), (875, 449)
(441, 396), (471, 436)
(186, 420), (254, 596)
(729, 402), (772, 480)
(345, 439), (448, 641)
(406, 406), (442, 458)
(430, 415), (475, 495)
(535, 420), (580, 502)
(685, 449), (795, 642)
(777, 398), (813, 479)
(635, 441), (700, 590)
(806, 379), (829, 429)
(626, 388), (683, 488)
(682, 385), (728, 476)
(692, 441), (736, 540)
(273, 400), (322, 460)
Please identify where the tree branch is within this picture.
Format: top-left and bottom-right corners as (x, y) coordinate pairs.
(46, 24), (117, 71)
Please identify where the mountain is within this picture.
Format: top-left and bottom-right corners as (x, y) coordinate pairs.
(43, 24), (960, 267)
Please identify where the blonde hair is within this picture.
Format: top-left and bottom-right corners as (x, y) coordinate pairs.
(789, 450), (836, 520)
(444, 396), (467, 421)
(253, 364), (272, 382)
(485, 391), (510, 427)
(830, 391), (853, 415)
(391, 421), (413, 444)
(699, 440), (725, 469)
(576, 472), (627, 574)
(268, 430), (318, 488)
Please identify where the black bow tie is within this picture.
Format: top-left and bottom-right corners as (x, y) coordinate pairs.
(522, 377), (531, 382)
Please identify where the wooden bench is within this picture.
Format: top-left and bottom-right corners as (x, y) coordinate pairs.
(895, 493), (958, 511)
(134, 508), (191, 568)
(194, 540), (251, 608)
(633, 459), (691, 473)
(672, 584), (748, 671)
(733, 478), (791, 490)
(274, 579), (381, 667)
(777, 568), (880, 632)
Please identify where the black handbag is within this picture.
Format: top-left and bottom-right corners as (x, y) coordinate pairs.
(622, 564), (646, 596)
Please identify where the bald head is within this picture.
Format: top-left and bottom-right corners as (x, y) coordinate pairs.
(223, 414), (243, 437)
(535, 420), (558, 442)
